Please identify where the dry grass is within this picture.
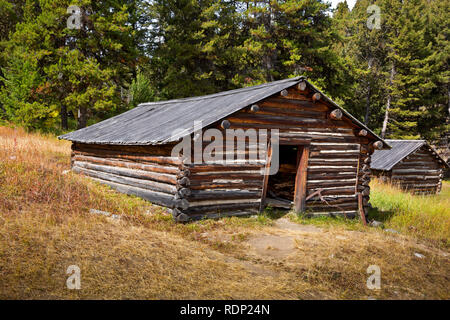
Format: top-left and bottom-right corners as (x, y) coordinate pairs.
(0, 125), (449, 299)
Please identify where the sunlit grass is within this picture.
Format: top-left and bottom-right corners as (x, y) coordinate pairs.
(369, 179), (450, 245)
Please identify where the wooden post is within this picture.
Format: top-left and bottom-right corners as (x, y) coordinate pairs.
(259, 143), (273, 213)
(358, 193), (367, 225)
(294, 146), (309, 213)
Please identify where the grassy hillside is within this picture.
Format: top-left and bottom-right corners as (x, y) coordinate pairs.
(0, 126), (449, 299)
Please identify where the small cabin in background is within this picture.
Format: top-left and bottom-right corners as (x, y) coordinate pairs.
(371, 140), (448, 194)
(60, 77), (388, 222)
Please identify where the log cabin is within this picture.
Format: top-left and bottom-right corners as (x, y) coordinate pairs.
(371, 140), (448, 194)
(60, 77), (388, 222)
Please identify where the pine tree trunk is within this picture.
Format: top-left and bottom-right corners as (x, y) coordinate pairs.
(447, 85), (450, 121)
(365, 84), (371, 125)
(61, 104), (68, 130)
(381, 64), (396, 138)
(364, 58), (373, 125)
(77, 106), (87, 129)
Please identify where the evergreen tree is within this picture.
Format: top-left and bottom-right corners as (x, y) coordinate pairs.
(333, 0), (448, 139)
(0, 0), (140, 130)
(238, 0), (348, 97)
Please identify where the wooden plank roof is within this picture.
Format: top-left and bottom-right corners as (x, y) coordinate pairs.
(371, 140), (449, 171)
(59, 77), (386, 146)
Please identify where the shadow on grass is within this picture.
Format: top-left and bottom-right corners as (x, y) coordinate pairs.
(367, 206), (395, 223)
(261, 206), (290, 220)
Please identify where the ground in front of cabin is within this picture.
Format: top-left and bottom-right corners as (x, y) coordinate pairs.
(0, 126), (449, 299)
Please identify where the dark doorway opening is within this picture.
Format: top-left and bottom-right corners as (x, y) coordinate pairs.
(265, 145), (301, 209)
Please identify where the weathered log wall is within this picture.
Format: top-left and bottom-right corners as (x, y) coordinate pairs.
(71, 143), (183, 209)
(389, 146), (444, 194)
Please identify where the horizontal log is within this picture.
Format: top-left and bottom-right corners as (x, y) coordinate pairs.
(73, 166), (177, 195)
(73, 161), (178, 184)
(88, 177), (176, 207)
(306, 195), (357, 203)
(318, 149), (360, 155)
(74, 142), (175, 156)
(261, 98), (327, 113)
(307, 187), (356, 196)
(73, 154), (179, 175)
(73, 150), (181, 166)
(256, 105), (325, 119)
(304, 210), (358, 218)
(308, 173), (357, 180)
(189, 198), (261, 207)
(394, 182), (439, 188)
(186, 210), (258, 221)
(188, 165), (264, 173)
(188, 190), (261, 201)
(392, 169), (441, 174)
(307, 167), (357, 173)
(392, 175), (440, 181)
(229, 122), (345, 132)
(307, 180), (357, 188)
(310, 144), (360, 151)
(186, 202), (260, 215)
(189, 181), (263, 190)
(394, 164), (441, 170)
(307, 203), (358, 212)
(310, 153), (360, 160)
(228, 113), (350, 129)
(189, 172), (263, 181)
(279, 134), (366, 144)
(309, 159), (359, 166)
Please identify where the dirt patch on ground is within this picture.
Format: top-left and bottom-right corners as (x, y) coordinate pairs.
(245, 218), (324, 260)
(274, 218), (321, 233)
(247, 234), (297, 259)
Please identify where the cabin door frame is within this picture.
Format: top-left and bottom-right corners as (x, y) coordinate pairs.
(260, 140), (310, 213)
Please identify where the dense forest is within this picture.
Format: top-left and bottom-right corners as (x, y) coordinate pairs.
(0, 0), (448, 141)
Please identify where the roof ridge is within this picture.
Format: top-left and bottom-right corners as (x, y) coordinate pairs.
(138, 77), (303, 107)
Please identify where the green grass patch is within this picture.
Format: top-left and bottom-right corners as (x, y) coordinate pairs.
(369, 179), (450, 246)
(287, 212), (364, 230)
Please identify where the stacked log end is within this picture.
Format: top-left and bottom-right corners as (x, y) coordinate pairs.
(172, 164), (191, 222)
(357, 142), (372, 218)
